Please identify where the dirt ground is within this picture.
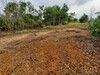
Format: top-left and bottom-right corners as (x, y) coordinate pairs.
(0, 27), (100, 75)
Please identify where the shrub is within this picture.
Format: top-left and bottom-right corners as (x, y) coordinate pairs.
(37, 20), (43, 28)
(88, 16), (100, 37)
(62, 20), (68, 25)
(45, 22), (51, 26)
(37, 20), (42, 26)
(15, 25), (21, 30)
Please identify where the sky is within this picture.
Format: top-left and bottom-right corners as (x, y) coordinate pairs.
(0, 0), (100, 18)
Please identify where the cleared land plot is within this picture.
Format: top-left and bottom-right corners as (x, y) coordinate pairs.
(0, 24), (100, 75)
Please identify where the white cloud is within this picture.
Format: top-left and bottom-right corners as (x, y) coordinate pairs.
(68, 0), (100, 18)
(0, 0), (100, 18)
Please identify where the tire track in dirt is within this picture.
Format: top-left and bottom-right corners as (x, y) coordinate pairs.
(0, 28), (84, 52)
(0, 30), (54, 52)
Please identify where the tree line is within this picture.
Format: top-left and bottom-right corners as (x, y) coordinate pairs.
(0, 1), (99, 37)
(0, 1), (71, 31)
(0, 0), (89, 31)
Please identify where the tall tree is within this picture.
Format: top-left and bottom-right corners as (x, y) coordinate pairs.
(19, 1), (27, 14)
(60, 3), (69, 24)
(27, 1), (34, 15)
(4, 2), (19, 31)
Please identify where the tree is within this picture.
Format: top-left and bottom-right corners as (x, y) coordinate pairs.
(4, 2), (19, 32)
(0, 16), (5, 28)
(79, 14), (88, 23)
(27, 1), (34, 16)
(52, 5), (60, 25)
(60, 3), (69, 24)
(0, 1), (70, 31)
(43, 3), (69, 25)
(43, 6), (53, 25)
(19, 1), (27, 14)
(43, 5), (60, 25)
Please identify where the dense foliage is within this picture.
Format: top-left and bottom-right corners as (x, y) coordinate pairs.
(44, 4), (69, 25)
(89, 15), (100, 37)
(0, 1), (72, 32)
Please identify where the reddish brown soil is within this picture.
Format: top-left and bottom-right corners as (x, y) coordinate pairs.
(0, 28), (100, 75)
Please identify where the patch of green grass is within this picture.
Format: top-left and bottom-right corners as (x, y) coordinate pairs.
(44, 23), (89, 30)
(44, 25), (68, 29)
(66, 23), (89, 28)
(15, 29), (47, 34)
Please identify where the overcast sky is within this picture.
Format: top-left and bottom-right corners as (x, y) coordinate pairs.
(0, 0), (100, 18)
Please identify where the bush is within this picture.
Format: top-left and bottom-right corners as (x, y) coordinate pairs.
(88, 16), (100, 37)
(37, 20), (42, 25)
(15, 25), (21, 30)
(0, 17), (9, 31)
(45, 22), (51, 26)
(37, 20), (43, 28)
(62, 20), (68, 25)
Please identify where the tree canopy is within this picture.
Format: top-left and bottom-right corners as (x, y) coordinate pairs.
(0, 1), (71, 31)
